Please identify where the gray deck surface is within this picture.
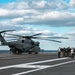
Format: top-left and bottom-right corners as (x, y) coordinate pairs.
(0, 52), (75, 75)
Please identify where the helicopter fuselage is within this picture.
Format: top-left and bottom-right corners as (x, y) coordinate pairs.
(5, 38), (40, 54)
(0, 30), (65, 54)
(0, 32), (41, 54)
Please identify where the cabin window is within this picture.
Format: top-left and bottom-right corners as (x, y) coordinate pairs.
(22, 40), (24, 43)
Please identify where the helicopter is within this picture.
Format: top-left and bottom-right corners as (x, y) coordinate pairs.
(0, 30), (68, 54)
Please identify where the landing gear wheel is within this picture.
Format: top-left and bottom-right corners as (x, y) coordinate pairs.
(35, 52), (38, 54)
(29, 52), (32, 54)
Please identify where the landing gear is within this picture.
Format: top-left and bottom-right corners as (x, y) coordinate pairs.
(28, 52), (38, 54)
(35, 52), (38, 54)
(29, 51), (32, 54)
(10, 48), (22, 54)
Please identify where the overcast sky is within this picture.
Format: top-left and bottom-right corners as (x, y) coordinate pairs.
(0, 0), (75, 50)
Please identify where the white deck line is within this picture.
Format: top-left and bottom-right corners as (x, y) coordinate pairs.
(0, 57), (74, 75)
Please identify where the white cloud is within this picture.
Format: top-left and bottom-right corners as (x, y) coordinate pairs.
(12, 17), (24, 24)
(1, 0), (75, 50)
(0, 0), (75, 37)
(32, 1), (47, 8)
(66, 32), (75, 37)
(21, 11), (75, 27)
(0, 8), (9, 16)
(0, 24), (59, 38)
(0, 0), (75, 27)
(70, 0), (75, 7)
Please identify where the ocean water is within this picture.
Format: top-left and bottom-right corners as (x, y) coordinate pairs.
(41, 50), (57, 52)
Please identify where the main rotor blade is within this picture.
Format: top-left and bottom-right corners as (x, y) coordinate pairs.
(6, 34), (22, 37)
(31, 36), (68, 39)
(40, 36), (68, 39)
(6, 34), (61, 43)
(0, 30), (15, 33)
(32, 37), (61, 43)
(5, 36), (17, 38)
(6, 33), (42, 38)
(31, 33), (42, 36)
(6, 39), (17, 41)
(47, 39), (61, 43)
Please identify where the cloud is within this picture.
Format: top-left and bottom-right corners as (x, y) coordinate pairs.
(70, 0), (75, 7)
(22, 11), (75, 27)
(66, 32), (75, 39)
(1, 0), (75, 49)
(0, 24), (62, 39)
(0, 0), (75, 27)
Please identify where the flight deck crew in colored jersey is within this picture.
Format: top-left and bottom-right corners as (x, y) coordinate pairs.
(58, 47), (61, 58)
(71, 47), (74, 58)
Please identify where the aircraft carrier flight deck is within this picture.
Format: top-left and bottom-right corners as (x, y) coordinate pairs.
(0, 52), (75, 75)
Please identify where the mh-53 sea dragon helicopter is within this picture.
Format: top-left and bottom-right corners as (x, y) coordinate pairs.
(0, 30), (68, 54)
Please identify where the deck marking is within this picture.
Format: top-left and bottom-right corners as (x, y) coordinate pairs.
(13, 60), (75, 75)
(0, 56), (31, 59)
(0, 57), (68, 70)
(0, 57), (75, 75)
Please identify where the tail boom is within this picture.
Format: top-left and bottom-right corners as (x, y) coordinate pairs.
(0, 34), (7, 45)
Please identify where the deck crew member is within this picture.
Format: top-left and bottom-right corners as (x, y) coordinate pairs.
(71, 47), (74, 58)
(58, 47), (61, 58)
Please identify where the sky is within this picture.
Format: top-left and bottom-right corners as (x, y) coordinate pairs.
(0, 0), (75, 50)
